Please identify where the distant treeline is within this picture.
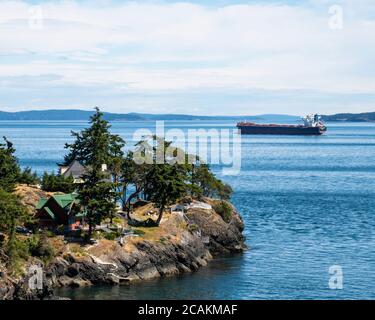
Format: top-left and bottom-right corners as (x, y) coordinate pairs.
(2, 109), (374, 122)
(0, 109), (298, 122)
(0, 110), (256, 121)
(322, 112), (375, 122)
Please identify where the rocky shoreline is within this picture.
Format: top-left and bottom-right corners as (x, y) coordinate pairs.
(1, 200), (246, 300)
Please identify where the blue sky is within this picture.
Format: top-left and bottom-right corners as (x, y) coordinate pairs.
(0, 0), (374, 115)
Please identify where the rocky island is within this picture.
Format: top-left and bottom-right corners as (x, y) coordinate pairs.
(0, 108), (245, 300)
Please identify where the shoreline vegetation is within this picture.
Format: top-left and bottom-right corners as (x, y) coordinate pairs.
(0, 108), (246, 300)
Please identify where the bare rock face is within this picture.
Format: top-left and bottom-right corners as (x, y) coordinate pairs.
(45, 233), (214, 288)
(0, 257), (18, 300)
(43, 201), (246, 289)
(0, 261), (55, 300)
(186, 203), (246, 255)
(0, 271), (14, 300)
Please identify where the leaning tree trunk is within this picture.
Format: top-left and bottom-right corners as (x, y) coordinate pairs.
(121, 185), (127, 212)
(155, 204), (165, 226)
(6, 215), (16, 268)
(87, 217), (93, 242)
(125, 188), (141, 219)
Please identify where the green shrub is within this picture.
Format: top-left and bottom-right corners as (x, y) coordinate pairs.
(28, 232), (55, 263)
(26, 234), (40, 252)
(133, 229), (145, 236)
(188, 224), (199, 232)
(213, 201), (232, 223)
(92, 231), (103, 240)
(103, 232), (116, 240)
(159, 237), (167, 243)
(112, 217), (123, 225)
(103, 230), (121, 241)
(12, 238), (30, 261)
(45, 230), (55, 238)
(8, 239), (30, 276)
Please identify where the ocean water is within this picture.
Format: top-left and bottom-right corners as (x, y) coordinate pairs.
(1, 120), (375, 300)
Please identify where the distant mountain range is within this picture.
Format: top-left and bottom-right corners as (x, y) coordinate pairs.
(0, 109), (373, 122)
(0, 109), (299, 122)
(321, 112), (375, 122)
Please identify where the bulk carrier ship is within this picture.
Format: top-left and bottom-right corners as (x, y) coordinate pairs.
(237, 114), (327, 135)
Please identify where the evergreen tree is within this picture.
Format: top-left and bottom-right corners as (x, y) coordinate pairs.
(145, 163), (187, 225)
(125, 136), (232, 226)
(143, 137), (188, 225)
(64, 108), (125, 240)
(0, 138), (29, 266)
(108, 134), (125, 223)
(41, 172), (75, 193)
(192, 163), (232, 200)
(0, 189), (29, 266)
(18, 167), (39, 186)
(0, 137), (20, 192)
(117, 151), (144, 213)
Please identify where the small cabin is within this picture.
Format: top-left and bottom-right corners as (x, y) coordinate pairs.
(35, 194), (85, 231)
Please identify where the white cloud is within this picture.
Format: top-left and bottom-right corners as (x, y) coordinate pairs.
(0, 0), (374, 113)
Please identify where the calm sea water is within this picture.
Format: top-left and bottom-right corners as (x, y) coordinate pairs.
(1, 119), (375, 300)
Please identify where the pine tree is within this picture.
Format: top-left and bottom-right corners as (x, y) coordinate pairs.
(192, 163), (232, 200)
(117, 151), (143, 214)
(127, 136), (231, 225)
(0, 189), (28, 266)
(64, 108), (125, 240)
(18, 167), (39, 185)
(41, 172), (75, 193)
(0, 138), (29, 266)
(0, 137), (20, 192)
(143, 137), (188, 226)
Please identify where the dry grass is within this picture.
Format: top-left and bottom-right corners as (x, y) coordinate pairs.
(131, 203), (159, 221)
(14, 184), (54, 213)
(131, 226), (166, 242)
(48, 236), (66, 256)
(87, 239), (117, 256)
(100, 203), (189, 245)
(67, 243), (87, 257)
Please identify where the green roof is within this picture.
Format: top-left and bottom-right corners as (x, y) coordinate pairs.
(36, 193), (86, 220)
(52, 194), (79, 209)
(36, 198), (48, 210)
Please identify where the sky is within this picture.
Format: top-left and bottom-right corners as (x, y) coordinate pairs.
(0, 0), (374, 115)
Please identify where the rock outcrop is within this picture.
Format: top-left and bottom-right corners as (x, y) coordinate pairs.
(186, 202), (246, 255)
(1, 198), (246, 299)
(45, 199), (246, 291)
